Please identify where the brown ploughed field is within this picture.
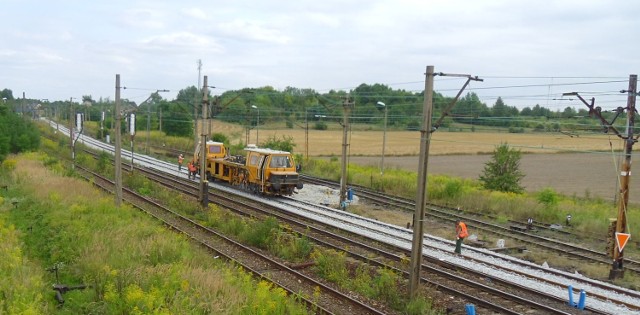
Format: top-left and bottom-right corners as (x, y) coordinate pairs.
(211, 120), (639, 203)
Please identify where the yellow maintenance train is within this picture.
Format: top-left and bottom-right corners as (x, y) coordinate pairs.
(193, 141), (303, 196)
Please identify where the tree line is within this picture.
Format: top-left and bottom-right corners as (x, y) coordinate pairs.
(1, 84), (615, 140)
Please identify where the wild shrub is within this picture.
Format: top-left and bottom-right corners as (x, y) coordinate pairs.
(537, 187), (559, 207)
(96, 151), (111, 173)
(0, 218), (48, 314)
(311, 249), (349, 286)
(429, 176), (466, 201)
(270, 232), (313, 262)
(314, 121), (327, 130)
(405, 296), (442, 315)
(2, 158), (17, 171)
(241, 216), (278, 248)
(124, 173), (153, 196)
(374, 268), (402, 308)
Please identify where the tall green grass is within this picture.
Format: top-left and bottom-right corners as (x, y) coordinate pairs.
(0, 154), (310, 314)
(311, 249), (444, 314)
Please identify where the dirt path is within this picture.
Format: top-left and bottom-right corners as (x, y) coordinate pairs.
(346, 153), (640, 204)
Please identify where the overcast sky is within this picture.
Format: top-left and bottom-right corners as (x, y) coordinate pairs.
(2, 0), (638, 110)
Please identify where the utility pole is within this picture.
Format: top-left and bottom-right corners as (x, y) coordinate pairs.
(208, 97), (217, 136)
(159, 107), (162, 133)
(100, 110), (104, 141)
(305, 108), (309, 160)
(129, 113), (136, 172)
(114, 74), (123, 207)
(611, 74), (637, 279)
(563, 74), (637, 279)
(339, 96), (354, 209)
(146, 99), (151, 154)
(408, 66), (483, 298)
(409, 65), (435, 297)
(145, 89), (169, 154)
(290, 108), (309, 160)
(194, 60), (202, 154)
(69, 97), (75, 170)
(199, 76), (209, 208)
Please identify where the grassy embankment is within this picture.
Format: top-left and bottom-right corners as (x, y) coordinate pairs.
(0, 152), (315, 314)
(0, 128), (445, 314)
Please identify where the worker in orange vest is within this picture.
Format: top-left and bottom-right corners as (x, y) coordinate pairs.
(455, 220), (469, 254)
(178, 154), (184, 171)
(188, 161), (197, 180)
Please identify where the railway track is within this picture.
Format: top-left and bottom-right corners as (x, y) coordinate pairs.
(114, 157), (639, 314)
(300, 175), (640, 275)
(133, 165), (589, 314)
(45, 121), (640, 314)
(75, 165), (386, 315)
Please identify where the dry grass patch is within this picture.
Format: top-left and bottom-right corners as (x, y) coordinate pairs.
(227, 122), (619, 156)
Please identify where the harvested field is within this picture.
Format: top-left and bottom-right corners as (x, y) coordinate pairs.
(209, 120), (638, 203)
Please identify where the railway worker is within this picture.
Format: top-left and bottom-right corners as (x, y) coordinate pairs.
(178, 154), (184, 171)
(186, 161), (193, 179)
(566, 214), (572, 226)
(188, 160), (197, 179)
(454, 220), (469, 254)
(527, 217), (534, 230)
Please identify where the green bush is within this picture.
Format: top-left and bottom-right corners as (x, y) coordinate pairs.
(312, 249), (349, 286)
(314, 121), (327, 130)
(537, 187), (559, 207)
(270, 232), (313, 262)
(241, 216), (278, 248)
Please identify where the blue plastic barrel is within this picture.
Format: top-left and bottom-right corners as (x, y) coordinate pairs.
(465, 304), (476, 315)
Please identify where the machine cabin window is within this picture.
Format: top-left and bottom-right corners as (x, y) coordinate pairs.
(270, 156), (291, 168)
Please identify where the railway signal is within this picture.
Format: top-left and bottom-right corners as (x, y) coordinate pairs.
(615, 232), (631, 253)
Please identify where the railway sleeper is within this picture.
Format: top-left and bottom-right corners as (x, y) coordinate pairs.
(510, 225), (530, 232)
(466, 239), (488, 248)
(489, 246), (526, 254)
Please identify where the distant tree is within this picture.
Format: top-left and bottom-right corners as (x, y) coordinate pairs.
(82, 95), (94, 104)
(451, 92), (490, 124)
(210, 133), (229, 145)
(1, 88), (14, 100)
(561, 106), (577, 118)
(577, 108), (589, 117)
(479, 143), (525, 193)
(531, 104), (552, 117)
(491, 97), (509, 117)
(520, 107), (533, 116)
(176, 86), (199, 104)
(160, 102), (193, 137)
(261, 135), (296, 152)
